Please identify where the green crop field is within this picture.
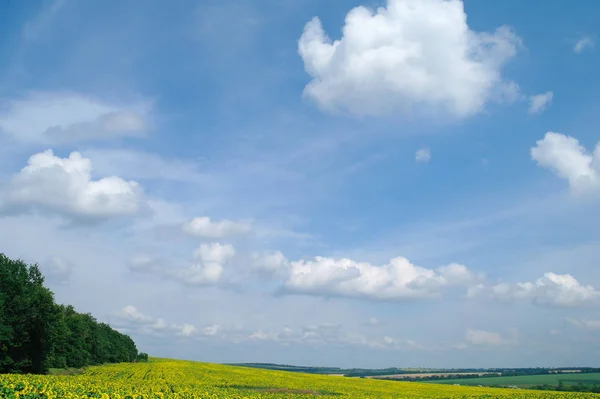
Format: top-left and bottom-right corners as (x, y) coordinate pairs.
(427, 372), (600, 388)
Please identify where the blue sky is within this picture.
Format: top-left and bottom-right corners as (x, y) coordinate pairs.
(1, 0), (600, 368)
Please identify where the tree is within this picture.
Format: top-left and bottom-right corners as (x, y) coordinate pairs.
(0, 255), (55, 373)
(0, 253), (143, 374)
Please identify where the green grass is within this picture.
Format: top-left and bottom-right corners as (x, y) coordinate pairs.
(426, 373), (600, 388)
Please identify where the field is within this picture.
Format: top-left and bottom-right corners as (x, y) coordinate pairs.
(1, 358), (599, 398)
(368, 372), (500, 379)
(428, 372), (600, 388)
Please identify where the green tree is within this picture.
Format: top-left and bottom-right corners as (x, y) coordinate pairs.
(0, 255), (56, 373)
(0, 253), (143, 374)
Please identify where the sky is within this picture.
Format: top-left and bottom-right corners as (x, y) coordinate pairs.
(0, 0), (600, 369)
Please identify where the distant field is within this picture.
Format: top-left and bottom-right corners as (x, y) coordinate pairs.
(371, 372), (500, 380)
(427, 372), (600, 388)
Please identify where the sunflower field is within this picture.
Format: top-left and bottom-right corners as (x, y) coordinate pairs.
(0, 358), (598, 399)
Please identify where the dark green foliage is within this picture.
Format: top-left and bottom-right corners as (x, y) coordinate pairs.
(136, 352), (149, 362)
(0, 253), (146, 374)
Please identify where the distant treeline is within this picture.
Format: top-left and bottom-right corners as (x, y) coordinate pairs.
(0, 253), (148, 374)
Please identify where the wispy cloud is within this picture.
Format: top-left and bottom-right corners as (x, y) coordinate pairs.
(574, 36), (595, 54)
(415, 147), (431, 163)
(528, 91), (553, 114)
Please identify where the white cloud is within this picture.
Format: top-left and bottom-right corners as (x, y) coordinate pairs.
(194, 242), (236, 265)
(131, 243), (236, 286)
(120, 305), (154, 323)
(249, 330), (276, 341)
(0, 150), (143, 220)
(528, 91), (553, 114)
(465, 329), (511, 346)
(252, 251), (290, 278)
(175, 323), (198, 337)
(152, 318), (169, 331)
(574, 36), (595, 54)
(415, 147), (431, 163)
(182, 217), (252, 238)
(115, 306), (196, 337)
(298, 0), (521, 118)
(363, 317), (384, 327)
(531, 132), (600, 195)
(244, 324), (415, 351)
(280, 255), (475, 301)
(203, 324), (221, 336)
(0, 92), (150, 144)
(475, 272), (600, 308)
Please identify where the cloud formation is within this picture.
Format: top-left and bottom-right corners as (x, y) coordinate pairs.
(114, 306), (196, 338)
(528, 91), (553, 114)
(415, 147), (431, 163)
(574, 36), (595, 54)
(0, 150), (143, 221)
(182, 217), (252, 238)
(130, 243), (236, 286)
(298, 0), (521, 118)
(246, 323), (418, 351)
(0, 92), (150, 144)
(470, 272), (600, 307)
(465, 329), (514, 346)
(531, 132), (600, 195)
(255, 252), (476, 301)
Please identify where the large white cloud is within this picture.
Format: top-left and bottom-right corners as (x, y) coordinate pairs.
(470, 272), (600, 307)
(0, 92), (151, 144)
(298, 0), (521, 118)
(252, 251), (476, 301)
(531, 132), (600, 195)
(0, 150), (143, 220)
(182, 217), (252, 238)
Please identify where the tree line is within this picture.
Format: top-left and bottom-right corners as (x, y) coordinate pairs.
(0, 253), (148, 374)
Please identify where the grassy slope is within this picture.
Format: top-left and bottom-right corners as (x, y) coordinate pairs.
(427, 372), (600, 387)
